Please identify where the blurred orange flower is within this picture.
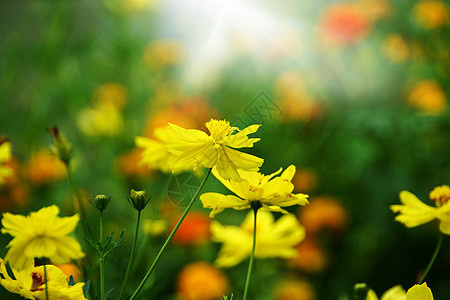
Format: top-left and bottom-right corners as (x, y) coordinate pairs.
(319, 3), (371, 48)
(25, 150), (66, 185)
(299, 196), (348, 234)
(55, 263), (83, 283)
(273, 278), (316, 300)
(176, 261), (229, 300)
(116, 148), (151, 178)
(92, 83), (128, 110)
(0, 159), (28, 212)
(382, 34), (410, 63)
(356, 0), (390, 21)
(274, 70), (321, 122)
(144, 98), (219, 137)
(172, 211), (211, 246)
(413, 0), (449, 30)
(144, 39), (184, 70)
(407, 80), (447, 115)
(292, 168), (318, 193)
(289, 237), (327, 273)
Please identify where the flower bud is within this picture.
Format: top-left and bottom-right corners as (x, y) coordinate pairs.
(90, 194), (111, 212)
(353, 283), (369, 300)
(46, 126), (74, 165)
(128, 189), (151, 211)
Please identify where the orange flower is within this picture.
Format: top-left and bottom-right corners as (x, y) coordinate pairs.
(116, 148), (151, 178)
(407, 80), (447, 115)
(0, 160), (28, 212)
(172, 211), (211, 246)
(176, 261), (229, 300)
(55, 263), (83, 282)
(25, 151), (66, 185)
(92, 83), (128, 110)
(273, 278), (316, 300)
(319, 3), (371, 48)
(292, 168), (318, 193)
(144, 98), (219, 137)
(289, 237), (327, 273)
(274, 70), (321, 122)
(299, 196), (347, 233)
(413, 0), (449, 30)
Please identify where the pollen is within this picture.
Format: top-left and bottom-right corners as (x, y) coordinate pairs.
(205, 119), (233, 141)
(30, 271), (46, 291)
(429, 185), (450, 206)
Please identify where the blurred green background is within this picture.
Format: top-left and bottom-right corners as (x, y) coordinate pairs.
(1, 0), (449, 299)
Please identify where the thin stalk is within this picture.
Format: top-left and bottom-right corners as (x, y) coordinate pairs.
(129, 168), (212, 300)
(100, 210), (105, 300)
(418, 234), (443, 284)
(243, 207), (258, 300)
(65, 164), (87, 222)
(44, 264), (49, 300)
(119, 210), (142, 300)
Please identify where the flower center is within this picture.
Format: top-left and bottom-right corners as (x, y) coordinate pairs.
(30, 271), (46, 291)
(205, 119), (233, 142)
(429, 185), (450, 206)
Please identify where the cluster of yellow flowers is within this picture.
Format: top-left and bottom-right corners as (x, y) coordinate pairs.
(0, 138), (14, 185)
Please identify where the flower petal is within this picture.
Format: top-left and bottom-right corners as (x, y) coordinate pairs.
(200, 193), (249, 217)
(391, 191), (437, 227)
(406, 283), (433, 300)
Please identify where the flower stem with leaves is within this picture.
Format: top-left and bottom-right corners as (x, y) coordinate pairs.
(129, 169), (212, 300)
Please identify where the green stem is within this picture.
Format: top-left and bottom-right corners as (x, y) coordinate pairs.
(100, 210), (105, 300)
(44, 264), (49, 300)
(119, 210), (142, 300)
(66, 163), (87, 222)
(418, 234), (443, 284)
(129, 168), (212, 300)
(243, 206), (258, 300)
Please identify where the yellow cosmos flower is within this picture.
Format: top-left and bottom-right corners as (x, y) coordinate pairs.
(1, 205), (85, 270)
(0, 258), (86, 300)
(77, 103), (124, 136)
(200, 165), (309, 217)
(211, 210), (305, 267)
(136, 126), (196, 173)
(391, 186), (450, 234)
(0, 139), (14, 185)
(368, 282), (433, 300)
(137, 119), (264, 180)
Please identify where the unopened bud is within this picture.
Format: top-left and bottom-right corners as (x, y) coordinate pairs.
(47, 126), (74, 165)
(90, 194), (111, 212)
(128, 189), (151, 211)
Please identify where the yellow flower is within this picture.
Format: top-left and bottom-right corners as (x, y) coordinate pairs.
(77, 103), (124, 136)
(0, 258), (87, 300)
(413, 0), (449, 30)
(368, 282), (433, 300)
(92, 83), (128, 110)
(1, 205), (85, 270)
(211, 210), (305, 267)
(382, 34), (410, 63)
(200, 165), (309, 217)
(0, 139), (14, 185)
(138, 119), (264, 180)
(407, 80), (447, 115)
(391, 186), (450, 235)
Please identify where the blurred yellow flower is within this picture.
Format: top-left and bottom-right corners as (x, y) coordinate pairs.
(211, 210), (305, 267)
(356, 0), (391, 21)
(142, 218), (168, 237)
(391, 186), (450, 234)
(139, 119), (263, 180)
(413, 0), (449, 30)
(1, 205), (85, 270)
(273, 278), (316, 300)
(176, 261), (229, 300)
(92, 83), (128, 110)
(382, 34), (410, 63)
(0, 258), (86, 300)
(25, 150), (66, 185)
(407, 80), (447, 115)
(201, 165), (308, 217)
(77, 103), (124, 136)
(144, 39), (184, 70)
(368, 282), (433, 300)
(0, 139), (14, 185)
